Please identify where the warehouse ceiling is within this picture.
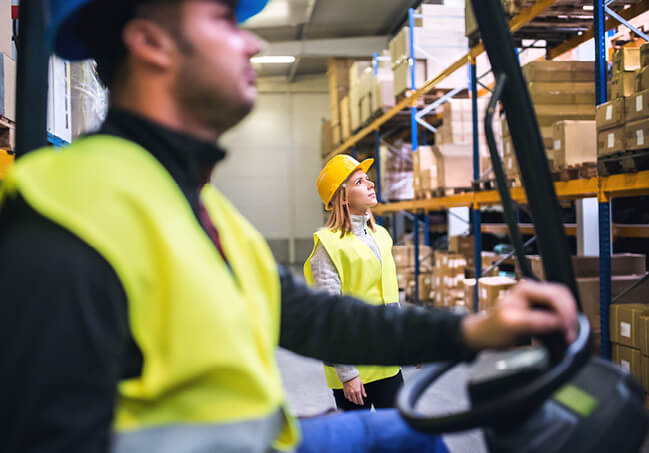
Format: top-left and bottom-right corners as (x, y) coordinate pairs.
(244, 0), (421, 80)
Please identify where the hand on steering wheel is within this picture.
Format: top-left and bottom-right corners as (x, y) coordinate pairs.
(462, 280), (578, 352)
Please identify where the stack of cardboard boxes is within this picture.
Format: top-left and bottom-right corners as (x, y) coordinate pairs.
(502, 61), (596, 179)
(528, 253), (648, 355)
(0, 0), (15, 174)
(436, 99), (489, 146)
(610, 304), (649, 395)
(550, 120), (597, 173)
(411, 144), (474, 198)
(327, 59), (355, 146)
(465, 0), (534, 37)
(343, 59), (396, 134)
(477, 276), (517, 312)
(392, 244), (433, 299)
(433, 251), (467, 309)
(321, 120), (333, 158)
(389, 5), (467, 98)
(596, 48), (645, 160)
(380, 140), (414, 201)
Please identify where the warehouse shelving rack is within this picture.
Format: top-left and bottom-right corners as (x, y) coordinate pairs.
(325, 0), (649, 360)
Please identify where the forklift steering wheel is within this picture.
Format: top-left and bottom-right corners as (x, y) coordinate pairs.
(397, 314), (591, 434)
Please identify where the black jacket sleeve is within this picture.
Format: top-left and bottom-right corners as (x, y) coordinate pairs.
(278, 265), (476, 365)
(0, 197), (130, 453)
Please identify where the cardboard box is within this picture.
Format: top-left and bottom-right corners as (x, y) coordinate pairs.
(413, 146), (436, 173)
(348, 61), (372, 91)
(360, 96), (372, 125)
(612, 344), (643, 384)
(393, 59), (427, 97)
(640, 316), (649, 356)
(641, 43), (649, 68)
(529, 254), (647, 280)
(449, 234), (475, 264)
(0, 1), (12, 58)
(611, 71), (637, 100)
(596, 98), (626, 131)
(624, 118), (649, 151)
(478, 276), (517, 312)
(332, 124), (341, 146)
(321, 120), (333, 157)
(392, 245), (433, 270)
(642, 354), (649, 393)
(597, 127), (625, 156)
(534, 104), (596, 124)
(636, 66), (649, 93)
(578, 274), (649, 330)
(522, 61), (595, 83)
(552, 120), (597, 169)
(464, 278), (476, 311)
(625, 89), (649, 123)
(613, 47), (641, 74)
(0, 52), (15, 122)
(349, 91), (360, 133)
(371, 77), (395, 113)
(610, 304), (649, 348)
(419, 167), (436, 191)
(432, 144), (474, 189)
(528, 82), (595, 106)
(418, 273), (434, 301)
(340, 96), (351, 140)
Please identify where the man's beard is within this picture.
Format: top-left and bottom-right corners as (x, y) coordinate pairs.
(174, 59), (255, 137)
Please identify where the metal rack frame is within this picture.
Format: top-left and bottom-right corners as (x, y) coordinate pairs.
(328, 0), (649, 358)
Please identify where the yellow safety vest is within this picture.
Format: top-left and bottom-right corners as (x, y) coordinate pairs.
(304, 226), (400, 389)
(1, 136), (299, 452)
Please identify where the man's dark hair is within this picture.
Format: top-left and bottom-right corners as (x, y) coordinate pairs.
(76, 0), (183, 88)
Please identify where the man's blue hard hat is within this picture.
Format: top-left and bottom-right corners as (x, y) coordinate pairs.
(48, 0), (270, 61)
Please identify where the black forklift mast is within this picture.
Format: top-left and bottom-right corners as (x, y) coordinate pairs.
(15, 0), (50, 156)
(468, 0), (582, 311)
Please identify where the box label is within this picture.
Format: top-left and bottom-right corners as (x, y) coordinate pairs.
(638, 129), (645, 146)
(481, 288), (487, 299)
(637, 94), (644, 112)
(620, 321), (632, 338)
(621, 360), (631, 373)
(554, 140), (561, 151)
(608, 133), (615, 148)
(606, 104), (613, 121)
(507, 158), (512, 170)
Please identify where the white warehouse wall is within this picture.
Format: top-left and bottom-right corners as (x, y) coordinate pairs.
(215, 75), (329, 265)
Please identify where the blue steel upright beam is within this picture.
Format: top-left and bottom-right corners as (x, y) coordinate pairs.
(409, 8), (420, 304)
(595, 0), (612, 360)
(375, 130), (383, 225)
(471, 61), (482, 313)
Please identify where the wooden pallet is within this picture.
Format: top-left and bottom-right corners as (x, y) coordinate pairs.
(472, 176), (521, 192)
(0, 117), (15, 151)
(552, 162), (598, 181)
(598, 149), (649, 176)
(415, 186), (474, 200)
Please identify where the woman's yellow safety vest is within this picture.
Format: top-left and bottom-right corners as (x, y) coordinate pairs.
(1, 136), (299, 452)
(304, 226), (400, 389)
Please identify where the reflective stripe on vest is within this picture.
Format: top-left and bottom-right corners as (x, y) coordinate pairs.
(303, 226), (400, 389)
(113, 410), (287, 453)
(2, 136), (299, 451)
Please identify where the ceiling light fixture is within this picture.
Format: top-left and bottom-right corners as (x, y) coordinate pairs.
(250, 56), (296, 64)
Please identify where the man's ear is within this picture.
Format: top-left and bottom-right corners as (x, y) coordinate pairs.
(122, 18), (178, 70)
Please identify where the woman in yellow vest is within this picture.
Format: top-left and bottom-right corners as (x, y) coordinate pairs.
(305, 155), (403, 411)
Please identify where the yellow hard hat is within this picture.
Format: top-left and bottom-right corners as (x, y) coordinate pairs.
(317, 155), (374, 210)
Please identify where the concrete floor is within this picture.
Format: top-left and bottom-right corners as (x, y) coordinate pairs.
(276, 348), (487, 453)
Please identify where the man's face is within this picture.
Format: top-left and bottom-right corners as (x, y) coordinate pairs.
(173, 0), (261, 133)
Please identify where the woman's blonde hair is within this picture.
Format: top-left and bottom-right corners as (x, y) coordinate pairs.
(326, 183), (376, 238)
